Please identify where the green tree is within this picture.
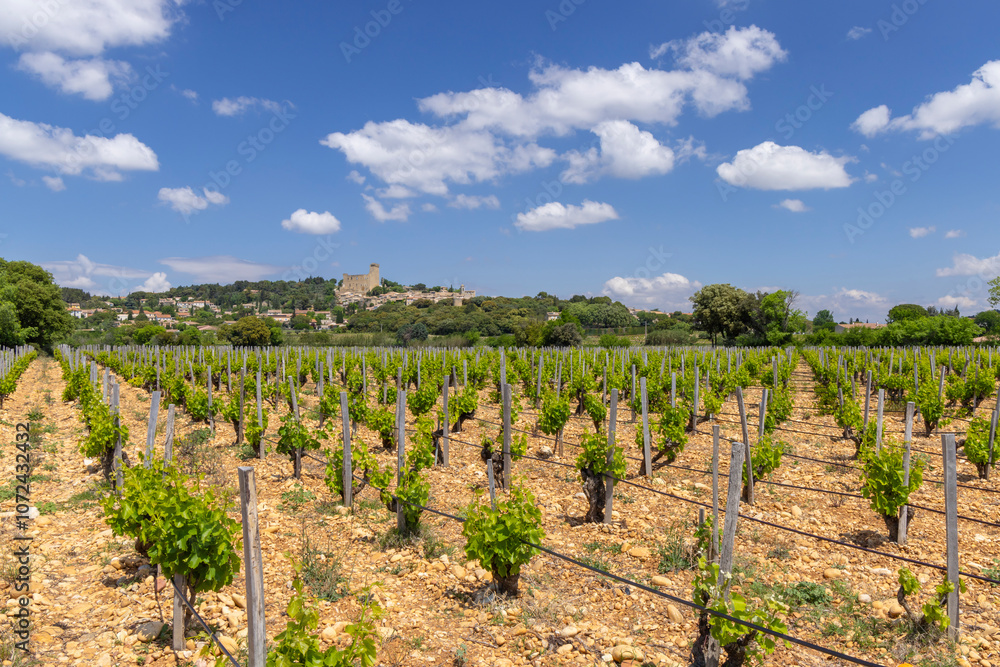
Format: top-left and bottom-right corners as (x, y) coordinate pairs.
(974, 310), (1000, 335)
(546, 323), (582, 347)
(0, 302), (25, 347)
(988, 277), (1000, 309)
(813, 309), (834, 331)
(290, 314), (312, 331)
(226, 316), (273, 346)
(887, 304), (929, 323)
(0, 260), (74, 350)
(689, 283), (747, 345)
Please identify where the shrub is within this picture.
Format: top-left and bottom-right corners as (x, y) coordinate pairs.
(742, 436), (785, 501)
(575, 430), (625, 523)
(964, 416), (994, 479)
(861, 442), (924, 540)
(461, 482), (544, 597)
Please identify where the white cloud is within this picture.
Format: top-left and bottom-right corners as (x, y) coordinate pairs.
(0, 0), (179, 56)
(602, 272), (702, 308)
(514, 200), (618, 232)
(211, 97), (284, 117)
(421, 203), (438, 212)
(775, 198), (808, 212)
(324, 121), (555, 196)
(180, 88), (197, 102)
(909, 226), (936, 238)
(716, 141), (854, 190)
(937, 295), (978, 310)
(346, 170), (366, 185)
(851, 105), (891, 137)
(159, 256), (284, 283)
(42, 175), (64, 191)
(325, 26), (784, 197)
(0, 112), (158, 179)
(561, 120), (675, 184)
(42, 254), (155, 295)
(854, 61), (1000, 138)
(203, 189), (228, 205)
(425, 27), (784, 138)
(362, 194), (410, 222)
(864, 172), (878, 183)
(835, 288), (887, 306)
(652, 24), (787, 81)
(137, 272), (170, 292)
(945, 229), (965, 239)
(157, 186), (229, 215)
(376, 184), (416, 199)
(448, 194), (500, 210)
(17, 52), (132, 101)
(846, 26), (872, 40)
(936, 252), (1000, 278)
(281, 209), (342, 234)
(6, 170), (26, 187)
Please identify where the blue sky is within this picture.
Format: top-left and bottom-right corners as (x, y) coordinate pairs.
(2, 0), (999, 322)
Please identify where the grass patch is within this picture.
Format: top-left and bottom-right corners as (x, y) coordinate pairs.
(280, 485), (315, 513)
(656, 523), (698, 573)
(299, 533), (347, 601)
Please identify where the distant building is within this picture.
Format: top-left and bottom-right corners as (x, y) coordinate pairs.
(341, 263), (380, 294)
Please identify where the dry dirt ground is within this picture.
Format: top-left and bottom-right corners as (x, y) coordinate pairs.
(1, 356), (999, 667)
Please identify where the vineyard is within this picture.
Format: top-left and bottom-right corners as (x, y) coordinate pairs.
(4, 344), (1000, 667)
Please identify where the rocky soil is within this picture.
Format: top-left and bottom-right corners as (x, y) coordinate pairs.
(1, 357), (998, 667)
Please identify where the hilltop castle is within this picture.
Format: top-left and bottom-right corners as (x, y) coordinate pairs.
(341, 263), (380, 294)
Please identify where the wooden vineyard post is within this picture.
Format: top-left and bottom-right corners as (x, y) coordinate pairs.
(397, 389), (406, 533)
(691, 366), (700, 433)
(340, 391), (352, 508)
(712, 425), (720, 562)
(486, 462), (497, 509)
(604, 389), (618, 525)
(112, 382), (123, 493)
(700, 439), (747, 667)
(207, 366), (214, 435)
(144, 390), (161, 467)
(164, 404), (175, 461)
(757, 389), (768, 440)
(875, 388), (885, 453)
(290, 377), (301, 479)
(942, 432), (960, 638)
(988, 408), (999, 478)
(640, 377), (651, 477)
(535, 359), (543, 409)
(630, 365), (636, 423)
(735, 387), (753, 505)
(502, 383), (512, 489)
(238, 467), (267, 666)
(899, 401), (914, 545)
(863, 370), (872, 433)
(441, 378), (449, 466)
(238, 365), (246, 445)
(255, 370), (264, 458)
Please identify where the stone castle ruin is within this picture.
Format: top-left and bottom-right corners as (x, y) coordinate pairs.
(341, 263), (380, 294)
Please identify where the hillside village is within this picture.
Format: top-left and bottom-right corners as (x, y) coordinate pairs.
(63, 263), (487, 335)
